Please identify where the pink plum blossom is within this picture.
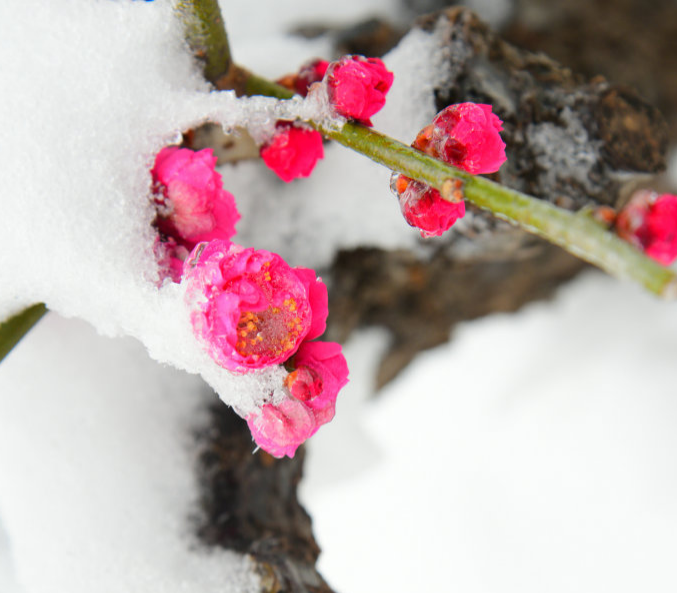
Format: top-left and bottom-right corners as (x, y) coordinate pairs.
(246, 340), (349, 458)
(430, 103), (506, 174)
(325, 55), (394, 126)
(152, 146), (240, 249)
(395, 176), (466, 238)
(183, 240), (328, 371)
(260, 122), (324, 183)
(615, 190), (677, 265)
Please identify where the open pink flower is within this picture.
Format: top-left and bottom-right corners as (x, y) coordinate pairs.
(616, 190), (677, 265)
(394, 176), (466, 238)
(246, 340), (349, 458)
(260, 122), (324, 183)
(325, 55), (394, 126)
(183, 240), (328, 371)
(152, 147), (240, 249)
(430, 103), (506, 174)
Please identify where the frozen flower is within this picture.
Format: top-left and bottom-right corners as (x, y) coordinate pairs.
(276, 59), (329, 97)
(295, 58), (330, 96)
(615, 190), (677, 265)
(411, 124), (434, 155)
(393, 175), (466, 238)
(430, 103), (506, 174)
(246, 396), (315, 459)
(153, 236), (188, 284)
(260, 122), (324, 183)
(183, 240), (328, 371)
(152, 146), (240, 250)
(285, 340), (349, 428)
(325, 55), (394, 126)
(246, 341), (349, 458)
(390, 102), (505, 237)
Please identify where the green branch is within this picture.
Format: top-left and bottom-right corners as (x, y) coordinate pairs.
(243, 73), (677, 298)
(174, 0), (232, 86)
(0, 304), (47, 364)
(320, 124), (677, 298)
(176, 3), (677, 297)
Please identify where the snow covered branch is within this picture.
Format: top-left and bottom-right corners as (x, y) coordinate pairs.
(173, 0), (232, 86)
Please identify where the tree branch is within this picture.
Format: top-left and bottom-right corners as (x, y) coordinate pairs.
(243, 73), (677, 299)
(173, 0), (233, 87)
(0, 304), (47, 364)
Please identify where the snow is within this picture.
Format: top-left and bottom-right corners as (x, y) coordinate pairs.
(302, 271), (677, 593)
(527, 106), (602, 198)
(0, 0), (423, 589)
(0, 522), (22, 593)
(0, 0), (440, 418)
(0, 0), (360, 420)
(0, 314), (260, 593)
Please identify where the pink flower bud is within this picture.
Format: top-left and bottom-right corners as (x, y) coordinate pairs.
(151, 147), (240, 249)
(411, 124), (435, 156)
(394, 175), (466, 238)
(285, 341), (349, 428)
(246, 340), (349, 458)
(616, 190), (677, 265)
(246, 397), (316, 459)
(183, 240), (328, 371)
(325, 55), (394, 126)
(153, 235), (188, 284)
(430, 103), (506, 174)
(294, 58), (330, 97)
(260, 122), (324, 183)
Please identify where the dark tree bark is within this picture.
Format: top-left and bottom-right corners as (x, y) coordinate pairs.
(502, 0), (677, 142)
(195, 402), (334, 593)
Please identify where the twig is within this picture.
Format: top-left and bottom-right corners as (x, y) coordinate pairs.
(173, 0), (233, 87)
(0, 304), (47, 364)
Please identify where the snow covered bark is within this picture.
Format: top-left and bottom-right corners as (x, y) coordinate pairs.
(502, 0), (677, 142)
